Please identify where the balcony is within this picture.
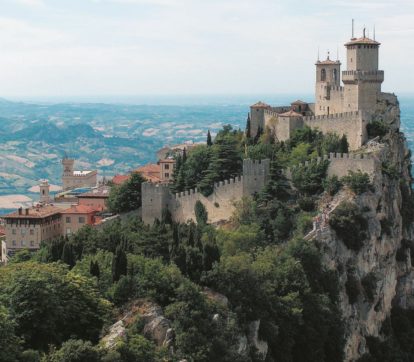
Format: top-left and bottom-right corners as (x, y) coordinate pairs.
(342, 70), (384, 84)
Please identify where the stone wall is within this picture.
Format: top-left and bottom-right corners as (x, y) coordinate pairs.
(286, 152), (379, 180)
(303, 111), (369, 150)
(170, 177), (244, 224)
(142, 159), (270, 225)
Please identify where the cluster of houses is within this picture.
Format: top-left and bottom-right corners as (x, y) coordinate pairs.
(0, 141), (195, 263)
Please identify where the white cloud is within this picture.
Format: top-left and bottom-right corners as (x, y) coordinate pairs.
(0, 0), (413, 96)
(12, 0), (45, 7)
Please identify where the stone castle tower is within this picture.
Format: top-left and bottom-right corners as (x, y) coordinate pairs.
(315, 54), (342, 116)
(342, 29), (384, 113)
(39, 179), (50, 204)
(62, 157), (75, 178)
(315, 28), (384, 116)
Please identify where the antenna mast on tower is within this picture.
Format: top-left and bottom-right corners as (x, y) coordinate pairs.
(352, 19), (355, 38)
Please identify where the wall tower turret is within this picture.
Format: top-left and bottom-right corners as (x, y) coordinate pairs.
(342, 28), (384, 112)
(315, 52), (342, 116)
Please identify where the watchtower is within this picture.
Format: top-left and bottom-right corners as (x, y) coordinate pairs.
(342, 28), (384, 112)
(39, 180), (50, 204)
(62, 157), (74, 177)
(249, 102), (271, 137)
(242, 159), (270, 196)
(315, 52), (342, 116)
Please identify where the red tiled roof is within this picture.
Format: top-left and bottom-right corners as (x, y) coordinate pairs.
(251, 101), (271, 109)
(159, 158), (176, 164)
(345, 37), (380, 46)
(4, 205), (62, 219)
(135, 163), (161, 183)
(62, 205), (98, 214)
(316, 57), (341, 65)
(112, 174), (130, 185)
(279, 110), (303, 117)
(291, 100), (308, 105)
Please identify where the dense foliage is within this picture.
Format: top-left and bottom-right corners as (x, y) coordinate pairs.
(0, 125), (363, 361)
(107, 172), (146, 213)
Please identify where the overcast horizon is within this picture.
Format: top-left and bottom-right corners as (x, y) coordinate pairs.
(1, 0), (413, 98)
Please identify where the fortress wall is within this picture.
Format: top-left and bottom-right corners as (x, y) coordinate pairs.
(141, 182), (171, 224)
(141, 159), (271, 225)
(304, 111), (369, 150)
(315, 85), (344, 116)
(62, 171), (98, 190)
(171, 177), (244, 224)
(285, 153), (378, 181)
(327, 153), (378, 179)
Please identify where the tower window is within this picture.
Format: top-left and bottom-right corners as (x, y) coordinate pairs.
(321, 68), (326, 81)
(333, 69), (338, 82)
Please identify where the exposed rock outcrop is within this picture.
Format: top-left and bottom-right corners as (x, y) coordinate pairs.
(101, 299), (174, 350)
(310, 95), (414, 361)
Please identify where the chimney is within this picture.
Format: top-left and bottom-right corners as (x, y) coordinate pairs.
(18, 207), (23, 215)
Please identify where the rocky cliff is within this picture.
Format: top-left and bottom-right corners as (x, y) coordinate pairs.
(311, 94), (414, 361)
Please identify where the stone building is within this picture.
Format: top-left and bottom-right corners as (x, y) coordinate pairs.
(77, 185), (111, 211)
(61, 205), (98, 236)
(2, 205), (63, 262)
(249, 28), (386, 150)
(62, 156), (97, 191)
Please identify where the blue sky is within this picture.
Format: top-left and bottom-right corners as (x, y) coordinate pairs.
(0, 0), (413, 98)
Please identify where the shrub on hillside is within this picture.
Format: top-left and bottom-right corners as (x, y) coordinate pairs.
(291, 160), (329, 195)
(329, 202), (368, 251)
(367, 119), (390, 138)
(341, 170), (372, 194)
(323, 175), (342, 196)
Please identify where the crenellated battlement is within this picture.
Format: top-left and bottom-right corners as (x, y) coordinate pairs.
(142, 159), (270, 224)
(284, 152), (379, 181)
(303, 111), (363, 122)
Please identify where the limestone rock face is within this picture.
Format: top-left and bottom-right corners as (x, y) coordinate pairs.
(312, 95), (414, 361)
(101, 299), (174, 350)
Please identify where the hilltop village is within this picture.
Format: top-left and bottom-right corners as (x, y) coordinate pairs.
(3, 24), (414, 362)
(0, 29), (394, 263)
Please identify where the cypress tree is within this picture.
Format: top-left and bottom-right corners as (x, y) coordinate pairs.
(90, 260), (100, 279)
(246, 113), (251, 139)
(254, 126), (263, 144)
(340, 134), (349, 153)
(182, 148), (187, 163)
(61, 242), (75, 268)
(112, 245), (127, 282)
(207, 130), (213, 146)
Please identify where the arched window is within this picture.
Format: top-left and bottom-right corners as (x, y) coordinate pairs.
(321, 68), (326, 81)
(333, 68), (338, 82)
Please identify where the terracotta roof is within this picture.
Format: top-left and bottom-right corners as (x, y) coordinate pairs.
(279, 110), (303, 117)
(159, 158), (176, 164)
(345, 37), (380, 46)
(135, 163), (161, 183)
(4, 205), (62, 219)
(78, 186), (111, 198)
(112, 174), (130, 185)
(291, 100), (308, 105)
(251, 101), (271, 109)
(316, 59), (341, 65)
(62, 205), (98, 214)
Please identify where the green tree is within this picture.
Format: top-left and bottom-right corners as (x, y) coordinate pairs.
(112, 244), (128, 282)
(89, 260), (100, 279)
(207, 130), (213, 146)
(195, 200), (208, 225)
(0, 262), (109, 350)
(0, 305), (22, 362)
(341, 170), (371, 194)
(245, 113), (251, 139)
(107, 172), (146, 213)
(45, 339), (100, 362)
